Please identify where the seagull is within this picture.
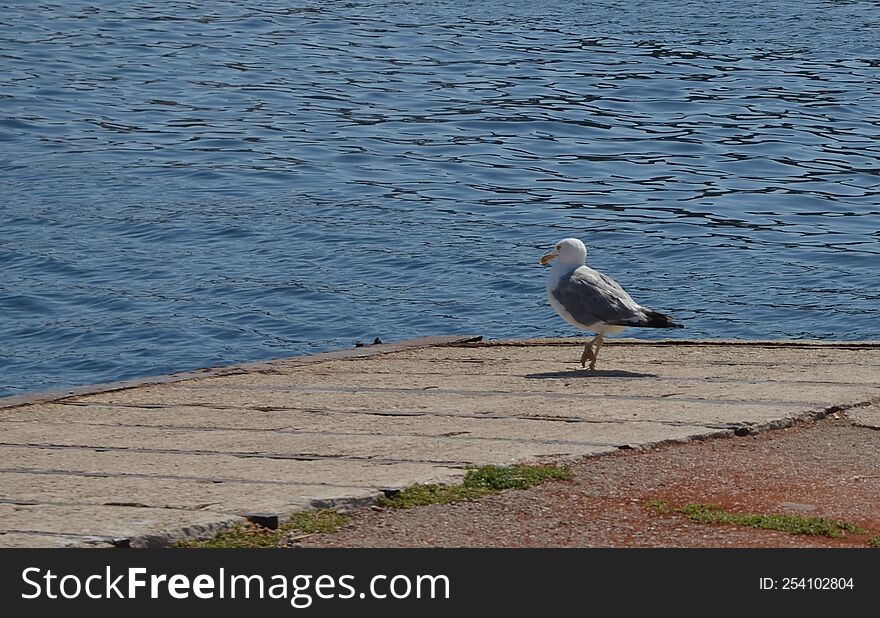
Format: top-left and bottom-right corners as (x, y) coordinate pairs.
(540, 238), (683, 370)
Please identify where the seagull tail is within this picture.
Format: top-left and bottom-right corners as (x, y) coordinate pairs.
(641, 309), (684, 329)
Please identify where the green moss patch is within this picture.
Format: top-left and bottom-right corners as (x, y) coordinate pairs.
(285, 509), (349, 535)
(179, 465), (571, 546)
(649, 500), (868, 540)
(177, 509), (348, 549)
(378, 464), (571, 509)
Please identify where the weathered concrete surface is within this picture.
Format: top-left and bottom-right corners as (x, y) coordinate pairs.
(848, 402), (880, 429)
(1, 336), (879, 547)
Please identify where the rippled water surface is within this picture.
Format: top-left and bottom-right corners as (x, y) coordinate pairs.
(2, 1), (879, 396)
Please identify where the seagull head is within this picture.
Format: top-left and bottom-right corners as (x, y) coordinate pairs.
(540, 238), (587, 266)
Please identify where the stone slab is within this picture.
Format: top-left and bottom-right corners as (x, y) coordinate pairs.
(1, 336), (878, 547)
(847, 403), (880, 429)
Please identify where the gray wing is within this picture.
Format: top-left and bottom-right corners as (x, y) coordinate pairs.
(552, 266), (647, 327)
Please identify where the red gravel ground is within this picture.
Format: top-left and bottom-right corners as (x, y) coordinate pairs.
(298, 415), (879, 548)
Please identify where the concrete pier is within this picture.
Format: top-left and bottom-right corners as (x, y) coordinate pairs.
(1, 336), (878, 547)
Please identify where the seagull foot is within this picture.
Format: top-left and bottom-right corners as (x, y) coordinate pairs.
(580, 344), (594, 368)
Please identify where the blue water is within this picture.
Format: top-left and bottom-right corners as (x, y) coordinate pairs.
(2, 1), (879, 397)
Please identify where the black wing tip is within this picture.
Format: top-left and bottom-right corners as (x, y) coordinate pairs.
(643, 310), (684, 329)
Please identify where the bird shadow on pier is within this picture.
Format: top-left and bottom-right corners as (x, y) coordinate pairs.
(525, 369), (657, 379)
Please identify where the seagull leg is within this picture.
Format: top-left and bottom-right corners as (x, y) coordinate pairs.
(589, 334), (605, 370)
(580, 335), (599, 369)
(580, 343), (594, 368)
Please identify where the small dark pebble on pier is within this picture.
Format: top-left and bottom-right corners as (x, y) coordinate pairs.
(355, 337), (383, 348)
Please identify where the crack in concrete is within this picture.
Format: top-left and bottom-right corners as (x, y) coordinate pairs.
(0, 467), (378, 488)
(0, 418), (727, 444)
(168, 383), (819, 407)
(0, 442), (488, 466)
(38, 400), (815, 428)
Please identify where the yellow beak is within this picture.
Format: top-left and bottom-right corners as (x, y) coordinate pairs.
(539, 250), (559, 266)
